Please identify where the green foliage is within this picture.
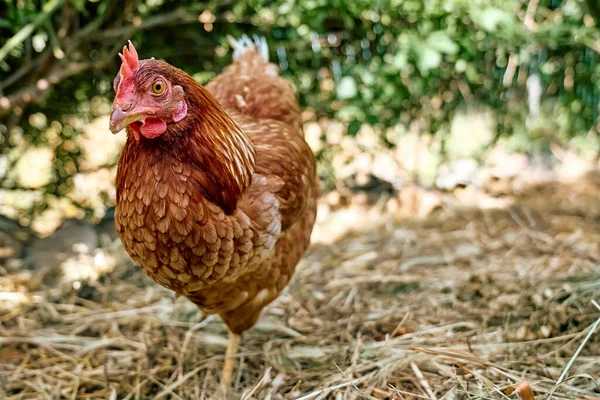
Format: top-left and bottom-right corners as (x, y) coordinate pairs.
(3, 0), (600, 135)
(1, 0), (600, 202)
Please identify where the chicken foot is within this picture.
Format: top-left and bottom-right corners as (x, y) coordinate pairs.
(220, 330), (241, 397)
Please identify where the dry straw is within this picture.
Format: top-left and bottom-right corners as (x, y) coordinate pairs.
(1, 176), (600, 398)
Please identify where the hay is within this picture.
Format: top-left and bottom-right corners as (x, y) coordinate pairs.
(1, 175), (600, 399)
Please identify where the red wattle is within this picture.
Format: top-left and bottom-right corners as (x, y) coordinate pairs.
(140, 118), (167, 139)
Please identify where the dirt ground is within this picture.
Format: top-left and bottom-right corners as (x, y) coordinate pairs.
(1, 172), (600, 399)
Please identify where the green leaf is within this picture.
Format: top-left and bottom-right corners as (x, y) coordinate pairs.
(393, 52), (409, 70)
(72, 0), (90, 16)
(360, 70), (375, 85)
(0, 18), (12, 29)
(347, 119), (362, 136)
(337, 105), (364, 121)
(476, 7), (514, 32)
(455, 59), (468, 73)
(426, 31), (459, 55)
(337, 76), (358, 100)
(416, 46), (442, 75)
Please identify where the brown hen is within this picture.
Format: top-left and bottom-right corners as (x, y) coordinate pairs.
(109, 37), (318, 394)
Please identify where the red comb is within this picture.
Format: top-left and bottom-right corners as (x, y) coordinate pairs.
(118, 40), (139, 79)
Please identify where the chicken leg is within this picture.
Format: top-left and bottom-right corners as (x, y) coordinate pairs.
(220, 330), (241, 396)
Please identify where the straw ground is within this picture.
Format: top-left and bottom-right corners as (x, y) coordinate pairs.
(1, 173), (599, 399)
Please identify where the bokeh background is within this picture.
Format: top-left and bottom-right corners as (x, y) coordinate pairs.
(2, 1), (600, 399)
(2, 0), (600, 233)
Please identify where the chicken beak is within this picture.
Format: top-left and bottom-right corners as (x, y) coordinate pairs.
(109, 105), (139, 134)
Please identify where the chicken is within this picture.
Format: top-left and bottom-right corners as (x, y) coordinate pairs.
(109, 37), (318, 394)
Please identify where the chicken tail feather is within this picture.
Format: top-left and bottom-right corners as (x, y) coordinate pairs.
(228, 34), (269, 62)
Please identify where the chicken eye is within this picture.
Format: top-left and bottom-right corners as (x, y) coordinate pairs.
(152, 80), (165, 94)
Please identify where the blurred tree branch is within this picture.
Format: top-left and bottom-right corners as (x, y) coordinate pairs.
(94, 6), (203, 40)
(7, 59), (113, 113)
(524, 0), (540, 30)
(0, 2), (208, 120)
(0, 0), (67, 63)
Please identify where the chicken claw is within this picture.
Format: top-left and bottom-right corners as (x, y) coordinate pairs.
(220, 330), (241, 398)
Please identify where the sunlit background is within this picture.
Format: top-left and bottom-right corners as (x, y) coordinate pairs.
(2, 1), (600, 399)
(2, 0), (600, 234)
